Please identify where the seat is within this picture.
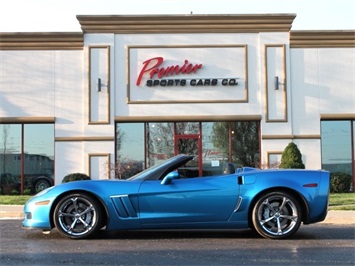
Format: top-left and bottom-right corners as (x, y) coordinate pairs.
(223, 163), (236, 175)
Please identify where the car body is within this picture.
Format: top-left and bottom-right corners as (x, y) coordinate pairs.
(22, 154), (330, 239)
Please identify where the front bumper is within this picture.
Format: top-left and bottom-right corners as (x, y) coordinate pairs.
(22, 197), (53, 230)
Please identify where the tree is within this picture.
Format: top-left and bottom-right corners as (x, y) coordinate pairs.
(279, 142), (305, 169)
(211, 122), (259, 167)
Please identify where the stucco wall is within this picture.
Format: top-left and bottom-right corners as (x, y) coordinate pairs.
(1, 23), (354, 182)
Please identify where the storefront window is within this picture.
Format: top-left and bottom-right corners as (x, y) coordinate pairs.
(175, 122), (200, 135)
(353, 121), (355, 177)
(0, 124), (54, 195)
(24, 124), (54, 192)
(116, 121), (260, 179)
(321, 121), (352, 174)
(146, 122), (174, 166)
(230, 121), (260, 168)
(202, 121), (259, 176)
(321, 120), (354, 191)
(116, 123), (145, 179)
(0, 124), (21, 193)
(202, 122), (229, 176)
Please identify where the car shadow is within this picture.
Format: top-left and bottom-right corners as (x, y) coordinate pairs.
(23, 224), (355, 241)
(94, 228), (261, 240)
(291, 224), (355, 240)
(94, 224), (355, 240)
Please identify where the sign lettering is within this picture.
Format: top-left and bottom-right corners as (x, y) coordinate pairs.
(136, 57), (203, 85)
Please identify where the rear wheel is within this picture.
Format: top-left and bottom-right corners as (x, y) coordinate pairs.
(252, 191), (302, 239)
(54, 193), (102, 239)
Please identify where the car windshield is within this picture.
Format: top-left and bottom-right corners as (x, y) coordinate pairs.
(127, 160), (167, 181)
(126, 154), (193, 181)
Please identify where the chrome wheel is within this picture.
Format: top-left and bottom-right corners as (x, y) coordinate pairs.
(252, 191), (302, 239)
(54, 193), (102, 239)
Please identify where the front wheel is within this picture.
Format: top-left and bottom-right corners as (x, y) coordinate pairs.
(53, 193), (102, 239)
(252, 191), (302, 239)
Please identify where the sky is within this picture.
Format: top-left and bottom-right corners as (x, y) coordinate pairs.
(0, 0), (354, 32)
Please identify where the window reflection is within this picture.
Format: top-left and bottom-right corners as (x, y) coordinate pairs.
(230, 122), (259, 168)
(353, 121), (355, 166)
(175, 122), (199, 135)
(0, 124), (54, 195)
(146, 122), (174, 166)
(0, 125), (21, 191)
(24, 124), (54, 192)
(202, 121), (259, 176)
(116, 123), (145, 179)
(202, 122), (229, 176)
(116, 121), (260, 179)
(321, 121), (352, 175)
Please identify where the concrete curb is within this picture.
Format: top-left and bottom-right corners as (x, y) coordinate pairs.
(0, 205), (354, 224)
(320, 210), (355, 225)
(0, 205), (24, 219)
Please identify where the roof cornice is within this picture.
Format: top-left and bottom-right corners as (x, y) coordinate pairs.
(76, 14), (296, 34)
(290, 30), (355, 48)
(0, 32), (84, 50)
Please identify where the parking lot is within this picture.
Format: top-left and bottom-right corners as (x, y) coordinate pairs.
(1, 219), (354, 265)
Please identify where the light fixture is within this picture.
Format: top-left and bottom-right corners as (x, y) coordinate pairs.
(274, 76), (285, 90)
(274, 76), (279, 90)
(97, 78), (101, 92)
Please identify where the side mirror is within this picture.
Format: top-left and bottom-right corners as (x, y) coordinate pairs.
(161, 171), (180, 185)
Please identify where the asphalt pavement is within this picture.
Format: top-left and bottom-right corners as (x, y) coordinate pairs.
(0, 205), (354, 224)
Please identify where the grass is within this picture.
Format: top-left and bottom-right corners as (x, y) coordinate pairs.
(0, 193), (354, 210)
(0, 195), (32, 205)
(329, 193), (355, 210)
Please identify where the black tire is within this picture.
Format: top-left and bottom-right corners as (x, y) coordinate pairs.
(252, 191), (302, 239)
(53, 193), (103, 239)
(34, 179), (51, 192)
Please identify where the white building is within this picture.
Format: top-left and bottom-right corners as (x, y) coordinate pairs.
(0, 14), (354, 193)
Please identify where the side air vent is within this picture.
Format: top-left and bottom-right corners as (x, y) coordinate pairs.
(111, 195), (138, 218)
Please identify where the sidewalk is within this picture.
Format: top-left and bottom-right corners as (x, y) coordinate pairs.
(0, 205), (354, 224)
(0, 205), (25, 219)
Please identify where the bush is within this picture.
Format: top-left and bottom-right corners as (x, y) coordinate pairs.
(330, 172), (352, 193)
(0, 173), (19, 185)
(10, 189), (19, 195)
(279, 142), (305, 169)
(23, 188), (32, 195)
(62, 173), (91, 183)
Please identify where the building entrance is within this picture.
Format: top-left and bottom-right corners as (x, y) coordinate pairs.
(174, 122), (202, 177)
(116, 120), (260, 179)
(175, 136), (202, 177)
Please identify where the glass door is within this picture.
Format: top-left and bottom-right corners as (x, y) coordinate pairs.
(174, 122), (202, 177)
(175, 136), (202, 177)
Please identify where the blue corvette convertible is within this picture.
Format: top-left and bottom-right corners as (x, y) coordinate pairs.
(23, 154), (330, 239)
